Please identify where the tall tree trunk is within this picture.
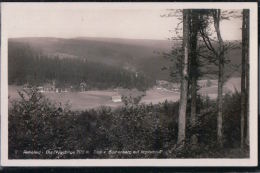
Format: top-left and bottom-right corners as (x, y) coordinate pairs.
(245, 50), (249, 146)
(177, 9), (190, 146)
(243, 9), (250, 147)
(190, 78), (197, 126)
(245, 52), (249, 146)
(241, 9), (250, 148)
(213, 9), (224, 147)
(217, 55), (224, 147)
(189, 10), (199, 145)
(240, 9), (247, 149)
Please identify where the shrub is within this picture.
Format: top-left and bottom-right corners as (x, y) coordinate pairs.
(9, 88), (74, 159)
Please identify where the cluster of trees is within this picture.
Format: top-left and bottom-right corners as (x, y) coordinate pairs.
(173, 9), (249, 149)
(8, 42), (155, 91)
(9, 87), (245, 159)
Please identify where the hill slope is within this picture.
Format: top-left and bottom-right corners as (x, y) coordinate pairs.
(9, 37), (242, 81)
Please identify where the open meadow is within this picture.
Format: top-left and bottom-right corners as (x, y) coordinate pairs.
(8, 77), (240, 111)
(9, 86), (180, 110)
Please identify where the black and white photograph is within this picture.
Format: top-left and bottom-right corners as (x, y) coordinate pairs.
(1, 2), (258, 166)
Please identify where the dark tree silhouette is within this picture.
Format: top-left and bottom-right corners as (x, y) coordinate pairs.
(241, 9), (249, 148)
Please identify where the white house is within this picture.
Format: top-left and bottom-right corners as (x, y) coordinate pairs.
(37, 86), (44, 92)
(112, 95), (122, 103)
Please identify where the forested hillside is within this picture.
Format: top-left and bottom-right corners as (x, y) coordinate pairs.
(9, 37), (171, 80)
(9, 37), (242, 82)
(8, 41), (154, 90)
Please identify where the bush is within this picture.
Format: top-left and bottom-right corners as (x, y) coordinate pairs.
(9, 88), (75, 159)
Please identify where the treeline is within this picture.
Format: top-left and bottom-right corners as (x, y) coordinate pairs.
(8, 41), (155, 91)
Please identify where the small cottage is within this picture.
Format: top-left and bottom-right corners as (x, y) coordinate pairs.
(80, 82), (87, 92)
(112, 95), (122, 103)
(37, 86), (44, 92)
(56, 88), (62, 93)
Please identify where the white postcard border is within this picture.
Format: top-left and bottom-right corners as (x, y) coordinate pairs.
(1, 2), (258, 167)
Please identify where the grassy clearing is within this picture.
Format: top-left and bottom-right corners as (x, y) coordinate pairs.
(8, 77), (240, 110)
(9, 86), (180, 110)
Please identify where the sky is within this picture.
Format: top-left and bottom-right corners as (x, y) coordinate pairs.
(3, 3), (242, 41)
